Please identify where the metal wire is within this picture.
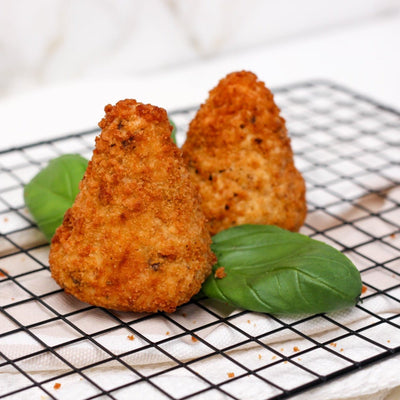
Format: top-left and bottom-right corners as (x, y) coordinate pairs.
(0, 80), (399, 400)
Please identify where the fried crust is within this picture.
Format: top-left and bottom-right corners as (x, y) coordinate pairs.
(182, 71), (307, 235)
(49, 100), (215, 313)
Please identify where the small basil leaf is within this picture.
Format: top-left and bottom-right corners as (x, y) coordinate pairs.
(24, 154), (88, 242)
(203, 224), (362, 314)
(169, 118), (177, 144)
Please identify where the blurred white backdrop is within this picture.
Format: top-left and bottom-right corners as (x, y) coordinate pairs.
(0, 0), (399, 98)
(0, 0), (399, 149)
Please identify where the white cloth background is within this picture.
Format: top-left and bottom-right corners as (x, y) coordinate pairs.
(0, 0), (399, 98)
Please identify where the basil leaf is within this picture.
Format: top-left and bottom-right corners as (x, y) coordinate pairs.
(24, 154), (88, 242)
(203, 224), (362, 314)
(169, 118), (177, 144)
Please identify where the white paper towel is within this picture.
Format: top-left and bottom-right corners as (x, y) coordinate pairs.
(1, 281), (400, 400)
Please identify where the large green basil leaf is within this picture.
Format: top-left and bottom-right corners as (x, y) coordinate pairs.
(24, 154), (88, 242)
(203, 224), (362, 314)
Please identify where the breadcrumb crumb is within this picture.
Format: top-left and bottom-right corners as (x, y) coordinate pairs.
(362, 285), (367, 294)
(227, 372), (235, 378)
(53, 383), (61, 390)
(127, 335), (134, 341)
(214, 266), (227, 279)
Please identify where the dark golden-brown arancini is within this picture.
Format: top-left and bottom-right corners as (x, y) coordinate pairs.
(49, 100), (215, 313)
(181, 71), (307, 235)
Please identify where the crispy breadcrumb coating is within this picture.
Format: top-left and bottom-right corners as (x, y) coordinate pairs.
(49, 100), (215, 313)
(182, 71), (307, 235)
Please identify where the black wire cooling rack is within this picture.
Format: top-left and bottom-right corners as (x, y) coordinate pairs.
(0, 80), (399, 400)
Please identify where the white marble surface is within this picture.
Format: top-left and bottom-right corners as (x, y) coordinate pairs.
(0, 2), (400, 150)
(0, 0), (398, 97)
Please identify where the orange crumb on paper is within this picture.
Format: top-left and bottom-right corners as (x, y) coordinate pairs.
(0, 270), (6, 278)
(293, 346), (300, 352)
(127, 335), (134, 341)
(53, 383), (61, 390)
(271, 355), (277, 360)
(387, 340), (391, 343)
(227, 372), (235, 378)
(361, 285), (367, 294)
(247, 320), (251, 324)
(258, 354), (262, 360)
(340, 348), (344, 352)
(280, 348), (284, 352)
(297, 358), (302, 361)
(3, 217), (8, 223)
(329, 342), (337, 347)
(166, 331), (170, 335)
(214, 266), (227, 279)
(390, 233), (396, 239)
(191, 336), (198, 343)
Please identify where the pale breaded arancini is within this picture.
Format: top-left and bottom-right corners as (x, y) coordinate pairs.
(182, 71), (306, 235)
(49, 100), (215, 313)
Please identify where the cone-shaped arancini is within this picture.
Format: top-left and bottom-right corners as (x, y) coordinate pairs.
(182, 71), (306, 235)
(49, 100), (215, 313)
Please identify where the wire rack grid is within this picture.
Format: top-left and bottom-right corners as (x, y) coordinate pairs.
(0, 80), (399, 400)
